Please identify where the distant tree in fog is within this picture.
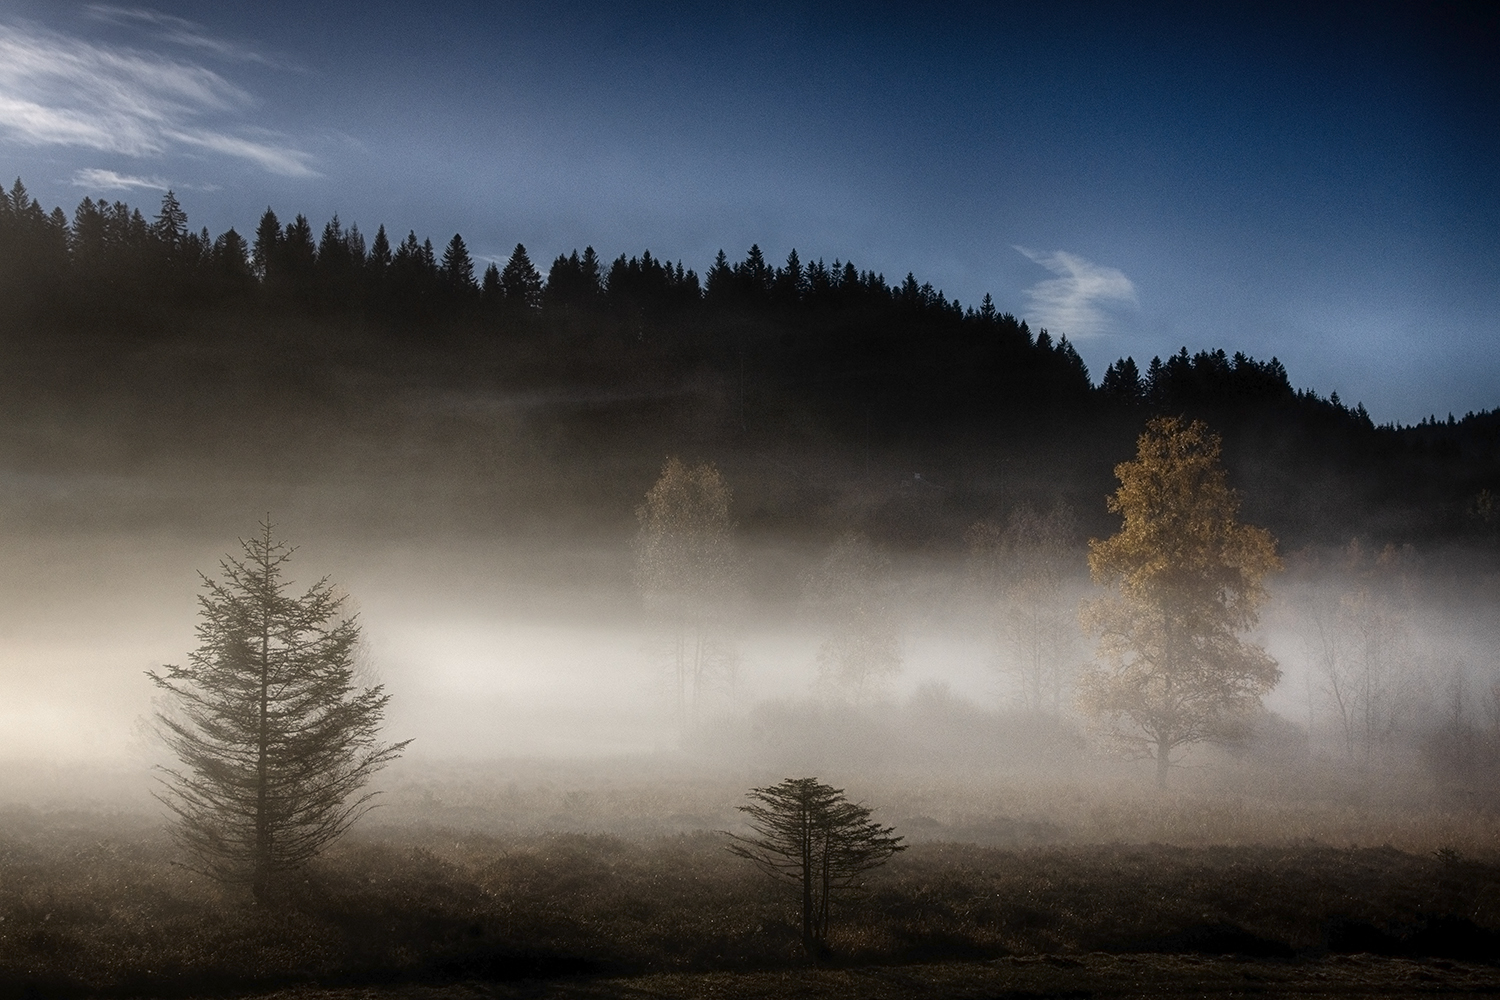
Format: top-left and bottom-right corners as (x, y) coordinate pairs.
(148, 521), (409, 904)
(803, 531), (902, 703)
(1467, 489), (1499, 543)
(966, 504), (1082, 713)
(210, 228), (253, 286)
(725, 777), (904, 959)
(281, 214), (317, 296)
(635, 458), (739, 728)
(1420, 659), (1497, 789)
(1303, 541), (1423, 759)
(1079, 417), (1282, 789)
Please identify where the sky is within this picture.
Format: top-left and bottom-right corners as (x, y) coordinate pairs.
(0, 1), (1495, 425)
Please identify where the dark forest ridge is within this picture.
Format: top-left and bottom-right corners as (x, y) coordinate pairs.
(1, 177), (1496, 547)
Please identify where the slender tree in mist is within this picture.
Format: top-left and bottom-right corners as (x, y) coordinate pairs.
(1303, 540), (1422, 760)
(1079, 417), (1282, 788)
(148, 521), (409, 903)
(1420, 659), (1497, 788)
(1469, 489), (1500, 544)
(725, 777), (904, 959)
(804, 531), (902, 703)
(634, 458), (739, 728)
(966, 504), (1082, 713)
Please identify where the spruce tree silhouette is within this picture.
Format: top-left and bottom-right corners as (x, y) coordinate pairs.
(481, 261), (502, 304)
(152, 191), (188, 249)
(368, 224), (392, 272)
(148, 521), (409, 904)
(440, 233), (476, 292)
(500, 243), (543, 310)
(251, 208), (281, 282)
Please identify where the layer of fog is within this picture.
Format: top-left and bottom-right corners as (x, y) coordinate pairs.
(2, 522), (1497, 833)
(0, 529), (999, 764)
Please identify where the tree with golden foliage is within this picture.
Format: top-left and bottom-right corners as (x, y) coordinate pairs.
(634, 457), (739, 728)
(1079, 417), (1282, 788)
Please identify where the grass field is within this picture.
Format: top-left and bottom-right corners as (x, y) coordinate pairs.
(2, 758), (1498, 998)
(167, 955), (1500, 999)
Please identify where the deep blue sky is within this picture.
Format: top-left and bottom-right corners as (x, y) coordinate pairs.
(1, 1), (1495, 424)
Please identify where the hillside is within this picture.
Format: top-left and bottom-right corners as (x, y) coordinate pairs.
(2, 178), (1496, 550)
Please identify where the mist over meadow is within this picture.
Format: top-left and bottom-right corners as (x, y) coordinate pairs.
(1, 178), (1497, 810)
(1, 178), (1498, 997)
(0, 2), (1496, 992)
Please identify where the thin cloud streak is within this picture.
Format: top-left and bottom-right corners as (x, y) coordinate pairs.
(169, 129), (314, 177)
(0, 20), (314, 176)
(71, 167), (169, 191)
(1015, 247), (1137, 338)
(84, 5), (289, 69)
(0, 93), (138, 151)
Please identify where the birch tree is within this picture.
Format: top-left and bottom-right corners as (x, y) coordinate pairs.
(635, 457), (739, 728)
(1079, 417), (1282, 788)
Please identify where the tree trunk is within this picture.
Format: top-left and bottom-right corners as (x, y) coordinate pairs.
(801, 813), (816, 958)
(254, 592), (272, 904)
(1155, 742), (1171, 789)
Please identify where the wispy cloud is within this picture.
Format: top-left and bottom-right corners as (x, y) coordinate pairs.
(169, 129), (313, 176)
(0, 19), (314, 176)
(84, 5), (289, 69)
(1015, 247), (1137, 338)
(70, 167), (168, 191)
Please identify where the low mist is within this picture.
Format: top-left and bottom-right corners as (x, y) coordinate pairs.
(5, 505), (1497, 848)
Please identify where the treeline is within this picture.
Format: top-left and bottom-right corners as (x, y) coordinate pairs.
(1, 178), (1496, 544)
(0, 178), (1073, 368)
(0, 178), (1102, 430)
(1, 177), (1015, 323)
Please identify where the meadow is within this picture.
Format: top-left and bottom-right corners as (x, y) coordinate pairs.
(3, 753), (1498, 998)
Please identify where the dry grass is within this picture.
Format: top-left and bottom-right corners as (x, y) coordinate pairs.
(2, 781), (1498, 997)
(363, 753), (1500, 857)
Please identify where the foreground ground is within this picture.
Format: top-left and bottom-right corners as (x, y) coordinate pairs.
(2, 791), (1498, 998)
(166, 955), (1500, 999)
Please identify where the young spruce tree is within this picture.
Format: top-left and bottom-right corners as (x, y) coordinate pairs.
(726, 778), (904, 959)
(149, 521), (409, 903)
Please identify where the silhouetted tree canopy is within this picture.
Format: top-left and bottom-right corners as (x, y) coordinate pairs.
(441, 234), (475, 290)
(0, 175), (1494, 548)
(500, 243), (543, 311)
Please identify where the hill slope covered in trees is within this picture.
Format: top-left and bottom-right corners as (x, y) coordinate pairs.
(1, 178), (1494, 548)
